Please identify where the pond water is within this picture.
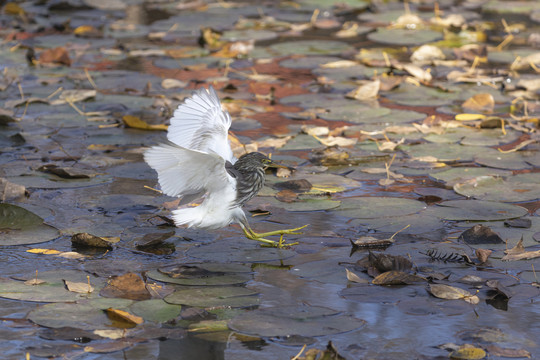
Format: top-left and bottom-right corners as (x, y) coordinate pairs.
(0, 0), (539, 359)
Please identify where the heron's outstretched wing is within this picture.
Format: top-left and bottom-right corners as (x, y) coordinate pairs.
(167, 86), (235, 163)
(144, 142), (234, 198)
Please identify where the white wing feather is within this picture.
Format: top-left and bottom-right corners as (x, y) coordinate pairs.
(144, 142), (233, 198)
(167, 86), (235, 163)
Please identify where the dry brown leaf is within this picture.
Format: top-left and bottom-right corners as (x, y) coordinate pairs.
(315, 135), (357, 147)
(410, 44), (445, 64)
(505, 237), (525, 255)
(346, 80), (380, 101)
(320, 60), (358, 68)
(372, 271), (425, 285)
(429, 284), (479, 304)
(122, 115), (168, 131)
(302, 125), (329, 137)
(462, 93), (495, 111)
(39, 47), (71, 66)
(345, 268), (368, 283)
(475, 248), (492, 263)
(161, 78), (188, 89)
(502, 249), (540, 261)
(485, 345), (531, 358)
(254, 136), (292, 149)
(100, 273), (151, 300)
(400, 64), (432, 82)
(93, 329), (126, 340)
(24, 278), (46, 285)
(105, 308), (143, 326)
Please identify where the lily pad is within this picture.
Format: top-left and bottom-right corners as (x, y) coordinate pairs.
(228, 305), (365, 337)
(454, 176), (540, 202)
(146, 269), (251, 286)
(0, 204), (59, 246)
(335, 197), (426, 219)
(129, 299), (182, 323)
(0, 279), (83, 303)
(403, 143), (500, 162)
(187, 240), (297, 263)
(269, 40), (354, 56)
(474, 152), (532, 170)
(164, 287), (258, 308)
(367, 28), (443, 46)
(430, 167), (513, 187)
(430, 200), (528, 221)
(28, 298), (134, 330)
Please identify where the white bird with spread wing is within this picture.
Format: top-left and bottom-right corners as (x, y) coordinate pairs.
(144, 86), (307, 247)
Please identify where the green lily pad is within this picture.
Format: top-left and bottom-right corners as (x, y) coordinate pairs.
(269, 40), (354, 56)
(6, 174), (112, 189)
(430, 167), (513, 187)
(164, 287), (258, 308)
(228, 305), (365, 337)
(487, 48), (539, 64)
(299, 0), (368, 9)
(403, 143), (500, 162)
(279, 134), (323, 151)
(431, 200), (528, 221)
(187, 240), (296, 263)
(279, 56), (341, 69)
(270, 197), (341, 212)
(335, 197), (426, 219)
(146, 269), (251, 286)
(129, 299), (182, 323)
(221, 29), (277, 42)
(0, 204), (59, 246)
(474, 151), (532, 170)
(483, 1), (540, 14)
(0, 280), (83, 303)
(28, 298), (133, 330)
(384, 83), (461, 107)
(367, 28), (443, 46)
(454, 175), (540, 202)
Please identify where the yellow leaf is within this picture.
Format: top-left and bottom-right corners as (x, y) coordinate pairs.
(4, 3), (25, 15)
(73, 25), (97, 35)
(105, 308), (143, 326)
(455, 113), (486, 121)
(462, 93), (494, 111)
(450, 346), (486, 359)
(122, 115), (168, 131)
(27, 248), (61, 255)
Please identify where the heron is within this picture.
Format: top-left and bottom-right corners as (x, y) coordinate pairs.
(144, 86), (307, 247)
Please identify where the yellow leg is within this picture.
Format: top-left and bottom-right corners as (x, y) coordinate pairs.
(240, 224), (308, 248)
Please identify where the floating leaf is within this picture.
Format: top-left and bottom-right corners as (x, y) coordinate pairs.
(0, 204), (59, 246)
(449, 345), (486, 359)
(100, 273), (151, 301)
(336, 197), (426, 219)
(228, 305), (365, 337)
(27, 248), (61, 255)
(462, 93), (495, 111)
(429, 284), (479, 304)
(105, 308), (143, 328)
(372, 271), (425, 285)
(432, 200), (527, 221)
(64, 280), (94, 294)
(367, 28), (443, 46)
(164, 286), (258, 308)
(122, 115), (168, 131)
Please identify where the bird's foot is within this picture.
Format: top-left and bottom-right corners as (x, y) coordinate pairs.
(242, 225), (308, 248)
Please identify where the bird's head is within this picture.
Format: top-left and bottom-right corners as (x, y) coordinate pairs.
(236, 152), (288, 171)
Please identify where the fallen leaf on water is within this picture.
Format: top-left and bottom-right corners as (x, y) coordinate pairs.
(161, 78), (188, 89)
(475, 248), (492, 263)
(372, 271), (425, 285)
(27, 249), (61, 255)
(71, 233), (115, 249)
(399, 63), (432, 82)
(64, 280), (94, 294)
(84, 339), (135, 353)
(38, 164), (97, 179)
(105, 308), (143, 327)
(315, 135), (357, 147)
(485, 345), (531, 358)
(93, 329), (126, 340)
(320, 60), (358, 68)
(345, 268), (368, 284)
(122, 115), (168, 131)
(455, 113), (486, 121)
(50, 89), (97, 105)
(504, 237), (525, 255)
(346, 79), (380, 101)
(449, 345), (486, 359)
(462, 93), (494, 112)
(39, 46), (71, 66)
(24, 278), (45, 285)
(0, 178), (26, 201)
(429, 284), (480, 304)
(100, 273), (151, 300)
(502, 249), (540, 261)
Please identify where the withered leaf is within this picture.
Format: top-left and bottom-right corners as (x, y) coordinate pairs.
(100, 273), (151, 300)
(345, 268), (368, 284)
(485, 345), (531, 358)
(71, 233), (115, 249)
(372, 271), (425, 285)
(429, 284), (479, 304)
(84, 339), (135, 353)
(38, 164), (97, 179)
(462, 93), (494, 112)
(105, 308), (143, 328)
(39, 46), (71, 66)
(475, 248), (492, 263)
(122, 115), (168, 131)
(368, 252), (412, 274)
(458, 224), (503, 244)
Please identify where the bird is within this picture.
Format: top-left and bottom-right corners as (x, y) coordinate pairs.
(144, 86), (307, 248)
